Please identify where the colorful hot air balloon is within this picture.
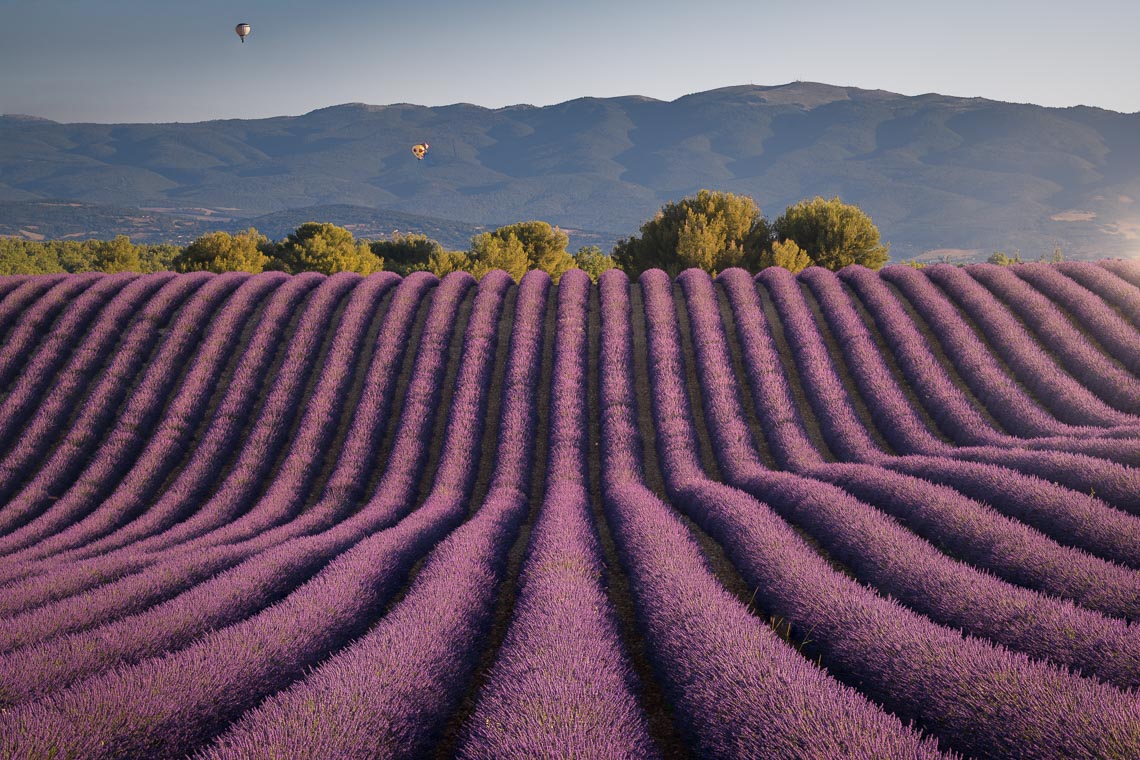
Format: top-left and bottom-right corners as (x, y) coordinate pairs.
(411, 143), (429, 160)
(235, 23), (251, 43)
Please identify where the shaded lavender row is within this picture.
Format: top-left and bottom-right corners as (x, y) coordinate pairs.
(756, 265), (882, 461)
(204, 270), (551, 759)
(0, 272), (431, 647)
(0, 272), (347, 599)
(0, 276), (67, 348)
(967, 263), (1140, 412)
(0, 273), (103, 393)
(597, 270), (946, 759)
(0, 272), (506, 758)
(1098, 258), (1140, 292)
(4, 272), (290, 562)
(797, 265), (947, 456)
(717, 268), (1140, 620)
(671, 268), (1140, 689)
(36, 272), (321, 563)
(0, 273), (173, 458)
(759, 266), (1140, 530)
(1057, 260), (1140, 326)
(839, 264), (1138, 463)
(0, 272), (244, 543)
(0, 274), (32, 302)
(839, 266), (1140, 469)
(1015, 262), (1140, 374)
(0, 271), (464, 703)
(457, 270), (656, 758)
(636, 269), (1140, 759)
(806, 266), (1140, 507)
(922, 263), (1134, 427)
(0, 274), (209, 525)
(879, 264), (1131, 438)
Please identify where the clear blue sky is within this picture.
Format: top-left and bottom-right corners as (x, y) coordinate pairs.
(2, 0), (1138, 123)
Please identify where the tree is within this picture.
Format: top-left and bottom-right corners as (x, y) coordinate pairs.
(424, 250), (474, 278)
(0, 239), (64, 275)
(174, 228), (269, 273)
(774, 196), (890, 270)
(757, 238), (811, 274)
(987, 251), (1022, 266)
(479, 221), (575, 281)
(87, 235), (142, 273)
(572, 245), (619, 281)
(269, 222), (383, 275)
(371, 233), (445, 275)
(612, 189), (771, 277)
(467, 231), (529, 282)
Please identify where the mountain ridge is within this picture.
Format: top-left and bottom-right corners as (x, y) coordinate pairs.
(3, 82), (1139, 260)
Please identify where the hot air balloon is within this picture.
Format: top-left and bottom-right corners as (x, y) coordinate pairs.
(411, 143), (429, 160)
(235, 23), (251, 43)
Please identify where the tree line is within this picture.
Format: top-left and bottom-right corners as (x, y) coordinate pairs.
(2, 192), (899, 280)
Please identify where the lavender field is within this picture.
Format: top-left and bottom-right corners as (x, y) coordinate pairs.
(0, 261), (1137, 759)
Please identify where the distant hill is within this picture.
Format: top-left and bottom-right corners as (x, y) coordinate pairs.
(3, 82), (1139, 260)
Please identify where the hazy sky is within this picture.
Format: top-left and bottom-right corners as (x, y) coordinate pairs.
(2, 0), (1138, 123)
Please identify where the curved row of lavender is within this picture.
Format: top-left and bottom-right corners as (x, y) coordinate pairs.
(0, 259), (1136, 757)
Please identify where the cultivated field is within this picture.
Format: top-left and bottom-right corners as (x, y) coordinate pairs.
(0, 261), (1137, 759)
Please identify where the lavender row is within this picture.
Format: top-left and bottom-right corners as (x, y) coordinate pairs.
(797, 265), (947, 455)
(205, 270), (551, 759)
(671, 269), (1140, 688)
(0, 273), (173, 458)
(0, 268), (494, 738)
(839, 263), (1103, 451)
(0, 272), (244, 544)
(597, 270), (948, 759)
(0, 271), (331, 599)
(6, 272), (290, 562)
(1057, 260), (1140, 326)
(967, 262), (1140, 412)
(0, 272), (491, 714)
(712, 268), (1140, 621)
(0, 273), (104, 393)
(0, 270), (501, 749)
(0, 275), (68, 350)
(756, 265), (886, 461)
(879, 263), (1128, 437)
(0, 274), (32, 301)
(922, 262), (1133, 427)
(1098, 257), (1140, 291)
(838, 264), (1135, 460)
(635, 268), (1140, 759)
(0, 272), (439, 642)
(39, 273), (322, 562)
(758, 266), (1140, 520)
(1015, 262), (1140, 374)
(457, 269), (655, 757)
(805, 266), (1140, 505)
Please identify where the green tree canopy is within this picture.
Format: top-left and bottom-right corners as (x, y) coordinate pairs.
(478, 221), (574, 281)
(370, 233), (445, 275)
(174, 228), (269, 274)
(467, 231), (529, 282)
(613, 189), (771, 277)
(773, 196), (890, 271)
(757, 238), (812, 274)
(269, 222), (383, 275)
(85, 235), (142, 273)
(571, 245), (619, 281)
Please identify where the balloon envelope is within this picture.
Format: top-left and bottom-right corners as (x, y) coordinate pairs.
(235, 23), (251, 41)
(411, 143), (429, 160)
